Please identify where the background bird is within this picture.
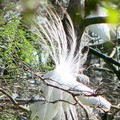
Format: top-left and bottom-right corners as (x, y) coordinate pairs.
(30, 5), (111, 120)
(86, 4), (116, 43)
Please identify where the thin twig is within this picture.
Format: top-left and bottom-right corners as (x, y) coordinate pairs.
(0, 88), (29, 113)
(0, 98), (45, 105)
(74, 97), (89, 120)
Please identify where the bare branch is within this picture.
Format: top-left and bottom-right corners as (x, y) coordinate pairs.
(0, 88), (29, 113)
(89, 47), (120, 79)
(74, 97), (90, 120)
(48, 99), (76, 105)
(0, 98), (45, 105)
(89, 47), (120, 67)
(83, 17), (107, 27)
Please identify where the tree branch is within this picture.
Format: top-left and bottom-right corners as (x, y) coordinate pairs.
(111, 105), (120, 117)
(83, 16), (107, 27)
(89, 47), (120, 79)
(89, 47), (120, 67)
(0, 98), (45, 105)
(0, 88), (29, 113)
(74, 97), (89, 120)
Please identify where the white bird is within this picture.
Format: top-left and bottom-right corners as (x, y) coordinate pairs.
(30, 5), (111, 120)
(86, 4), (115, 43)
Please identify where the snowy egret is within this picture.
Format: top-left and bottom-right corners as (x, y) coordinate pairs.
(30, 5), (111, 120)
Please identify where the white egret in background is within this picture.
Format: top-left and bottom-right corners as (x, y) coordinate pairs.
(30, 5), (111, 120)
(87, 4), (115, 43)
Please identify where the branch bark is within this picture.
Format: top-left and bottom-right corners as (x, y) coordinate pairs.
(89, 47), (120, 79)
(89, 47), (120, 67)
(83, 17), (107, 27)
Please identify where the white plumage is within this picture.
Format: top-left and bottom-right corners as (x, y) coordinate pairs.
(87, 4), (115, 42)
(30, 5), (111, 120)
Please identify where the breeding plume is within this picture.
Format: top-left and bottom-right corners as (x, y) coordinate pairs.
(30, 5), (111, 120)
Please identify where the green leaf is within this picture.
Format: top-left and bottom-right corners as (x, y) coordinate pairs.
(106, 7), (119, 23)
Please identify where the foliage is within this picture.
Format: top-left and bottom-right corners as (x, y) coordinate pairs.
(0, 1), (53, 119)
